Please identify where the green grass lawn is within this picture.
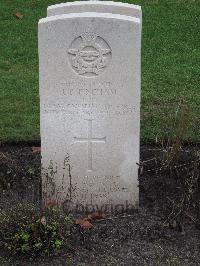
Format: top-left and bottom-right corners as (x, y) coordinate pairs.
(0, 0), (199, 142)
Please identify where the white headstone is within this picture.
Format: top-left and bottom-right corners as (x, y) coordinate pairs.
(39, 12), (141, 214)
(47, 1), (141, 20)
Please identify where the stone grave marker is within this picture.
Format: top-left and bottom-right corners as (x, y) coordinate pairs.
(38, 10), (141, 214)
(47, 1), (142, 21)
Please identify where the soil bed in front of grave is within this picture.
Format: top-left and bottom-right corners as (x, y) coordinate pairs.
(0, 143), (199, 265)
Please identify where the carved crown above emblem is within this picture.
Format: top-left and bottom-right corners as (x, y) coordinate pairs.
(81, 32), (98, 44)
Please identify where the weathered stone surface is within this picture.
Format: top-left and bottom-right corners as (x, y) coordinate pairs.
(38, 12), (141, 213)
(47, 1), (141, 20)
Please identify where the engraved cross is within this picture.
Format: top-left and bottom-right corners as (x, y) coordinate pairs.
(74, 119), (106, 171)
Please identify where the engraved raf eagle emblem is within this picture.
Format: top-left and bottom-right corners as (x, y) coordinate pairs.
(68, 32), (112, 77)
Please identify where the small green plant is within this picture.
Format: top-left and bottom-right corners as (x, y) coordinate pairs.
(166, 256), (181, 266)
(0, 203), (74, 257)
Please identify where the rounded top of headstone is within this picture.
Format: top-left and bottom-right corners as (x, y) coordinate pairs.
(39, 12), (140, 24)
(47, 1), (141, 11)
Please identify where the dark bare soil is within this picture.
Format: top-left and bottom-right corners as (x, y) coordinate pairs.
(0, 143), (200, 265)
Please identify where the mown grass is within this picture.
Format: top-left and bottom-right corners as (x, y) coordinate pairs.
(0, 0), (199, 142)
